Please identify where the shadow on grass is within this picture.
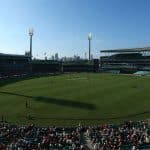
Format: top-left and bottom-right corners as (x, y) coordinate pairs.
(0, 91), (96, 110)
(0, 91), (149, 121)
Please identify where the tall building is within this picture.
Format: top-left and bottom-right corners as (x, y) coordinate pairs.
(55, 53), (59, 61)
(51, 55), (55, 60)
(91, 54), (93, 60)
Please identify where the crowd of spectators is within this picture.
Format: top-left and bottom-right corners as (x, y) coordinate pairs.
(86, 120), (150, 150)
(0, 120), (149, 150)
(0, 123), (84, 150)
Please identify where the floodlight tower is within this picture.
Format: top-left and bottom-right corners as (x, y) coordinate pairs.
(88, 32), (92, 61)
(29, 28), (34, 60)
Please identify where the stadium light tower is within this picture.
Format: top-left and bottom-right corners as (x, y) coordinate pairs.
(29, 28), (34, 60)
(88, 32), (92, 61)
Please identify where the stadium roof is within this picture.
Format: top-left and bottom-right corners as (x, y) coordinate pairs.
(0, 53), (30, 58)
(101, 47), (150, 53)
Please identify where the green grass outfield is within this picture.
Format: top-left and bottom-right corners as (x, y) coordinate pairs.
(0, 73), (149, 126)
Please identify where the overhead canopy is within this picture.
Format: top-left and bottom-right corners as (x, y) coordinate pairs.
(0, 53), (30, 58)
(101, 47), (150, 53)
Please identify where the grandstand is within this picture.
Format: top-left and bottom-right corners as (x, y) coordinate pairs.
(32, 59), (61, 73)
(0, 120), (149, 149)
(0, 53), (100, 77)
(0, 53), (31, 77)
(100, 47), (150, 73)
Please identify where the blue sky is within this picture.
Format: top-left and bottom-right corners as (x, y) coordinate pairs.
(0, 0), (150, 58)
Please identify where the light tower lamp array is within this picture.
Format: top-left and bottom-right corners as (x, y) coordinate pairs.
(29, 28), (34, 60)
(88, 32), (92, 61)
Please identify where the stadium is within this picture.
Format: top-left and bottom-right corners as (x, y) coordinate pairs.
(100, 47), (150, 74)
(0, 1), (150, 149)
(0, 47), (150, 149)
